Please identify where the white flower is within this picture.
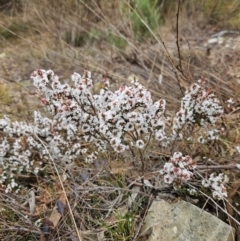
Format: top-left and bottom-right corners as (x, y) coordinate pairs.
(34, 219), (42, 228)
(163, 162), (173, 173)
(172, 82), (223, 139)
(164, 174), (174, 184)
(202, 173), (228, 200)
(136, 139), (145, 149)
(202, 179), (210, 188)
(127, 111), (138, 122)
(124, 122), (134, 131)
(0, 118), (9, 129)
(110, 137), (121, 147)
(116, 120), (125, 129)
(81, 148), (87, 154)
(161, 152), (195, 185)
(82, 124), (90, 133)
(197, 136), (205, 144)
(226, 98), (234, 107)
(155, 130), (165, 141)
(208, 129), (219, 140)
(114, 144), (126, 152)
(85, 152), (97, 163)
(188, 188), (197, 195)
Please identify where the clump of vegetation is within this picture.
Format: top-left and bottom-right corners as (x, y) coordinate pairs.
(0, 68), (239, 239)
(0, 69), (237, 200)
(103, 211), (136, 240)
(127, 0), (162, 41)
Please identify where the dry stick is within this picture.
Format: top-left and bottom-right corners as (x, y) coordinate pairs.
(200, 196), (210, 215)
(196, 164), (239, 171)
(34, 135), (83, 241)
(1, 227), (42, 235)
(148, 51), (158, 82)
(176, 0), (182, 72)
(175, 0), (187, 95)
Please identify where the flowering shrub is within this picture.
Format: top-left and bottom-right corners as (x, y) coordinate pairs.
(0, 69), (230, 200)
(0, 111), (87, 193)
(173, 79), (223, 141)
(202, 173), (228, 200)
(31, 69), (167, 166)
(160, 152), (196, 185)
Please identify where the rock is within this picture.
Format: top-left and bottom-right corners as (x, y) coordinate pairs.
(140, 199), (235, 241)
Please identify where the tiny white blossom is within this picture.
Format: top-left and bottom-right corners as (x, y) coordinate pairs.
(202, 173), (228, 200)
(197, 136), (205, 144)
(136, 139), (145, 149)
(226, 98), (234, 108)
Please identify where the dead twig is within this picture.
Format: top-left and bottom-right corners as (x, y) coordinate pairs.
(196, 164), (240, 171)
(176, 0), (182, 73)
(1, 227), (42, 235)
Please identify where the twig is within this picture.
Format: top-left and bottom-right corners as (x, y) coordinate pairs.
(196, 164), (239, 171)
(29, 190), (36, 214)
(175, 0), (186, 95)
(176, 0), (182, 72)
(1, 227), (42, 235)
(200, 196), (210, 215)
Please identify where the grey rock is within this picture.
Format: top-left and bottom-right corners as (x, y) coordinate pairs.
(141, 200), (235, 241)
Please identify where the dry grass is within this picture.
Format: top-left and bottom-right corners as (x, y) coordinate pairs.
(0, 0), (240, 240)
(0, 84), (12, 105)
